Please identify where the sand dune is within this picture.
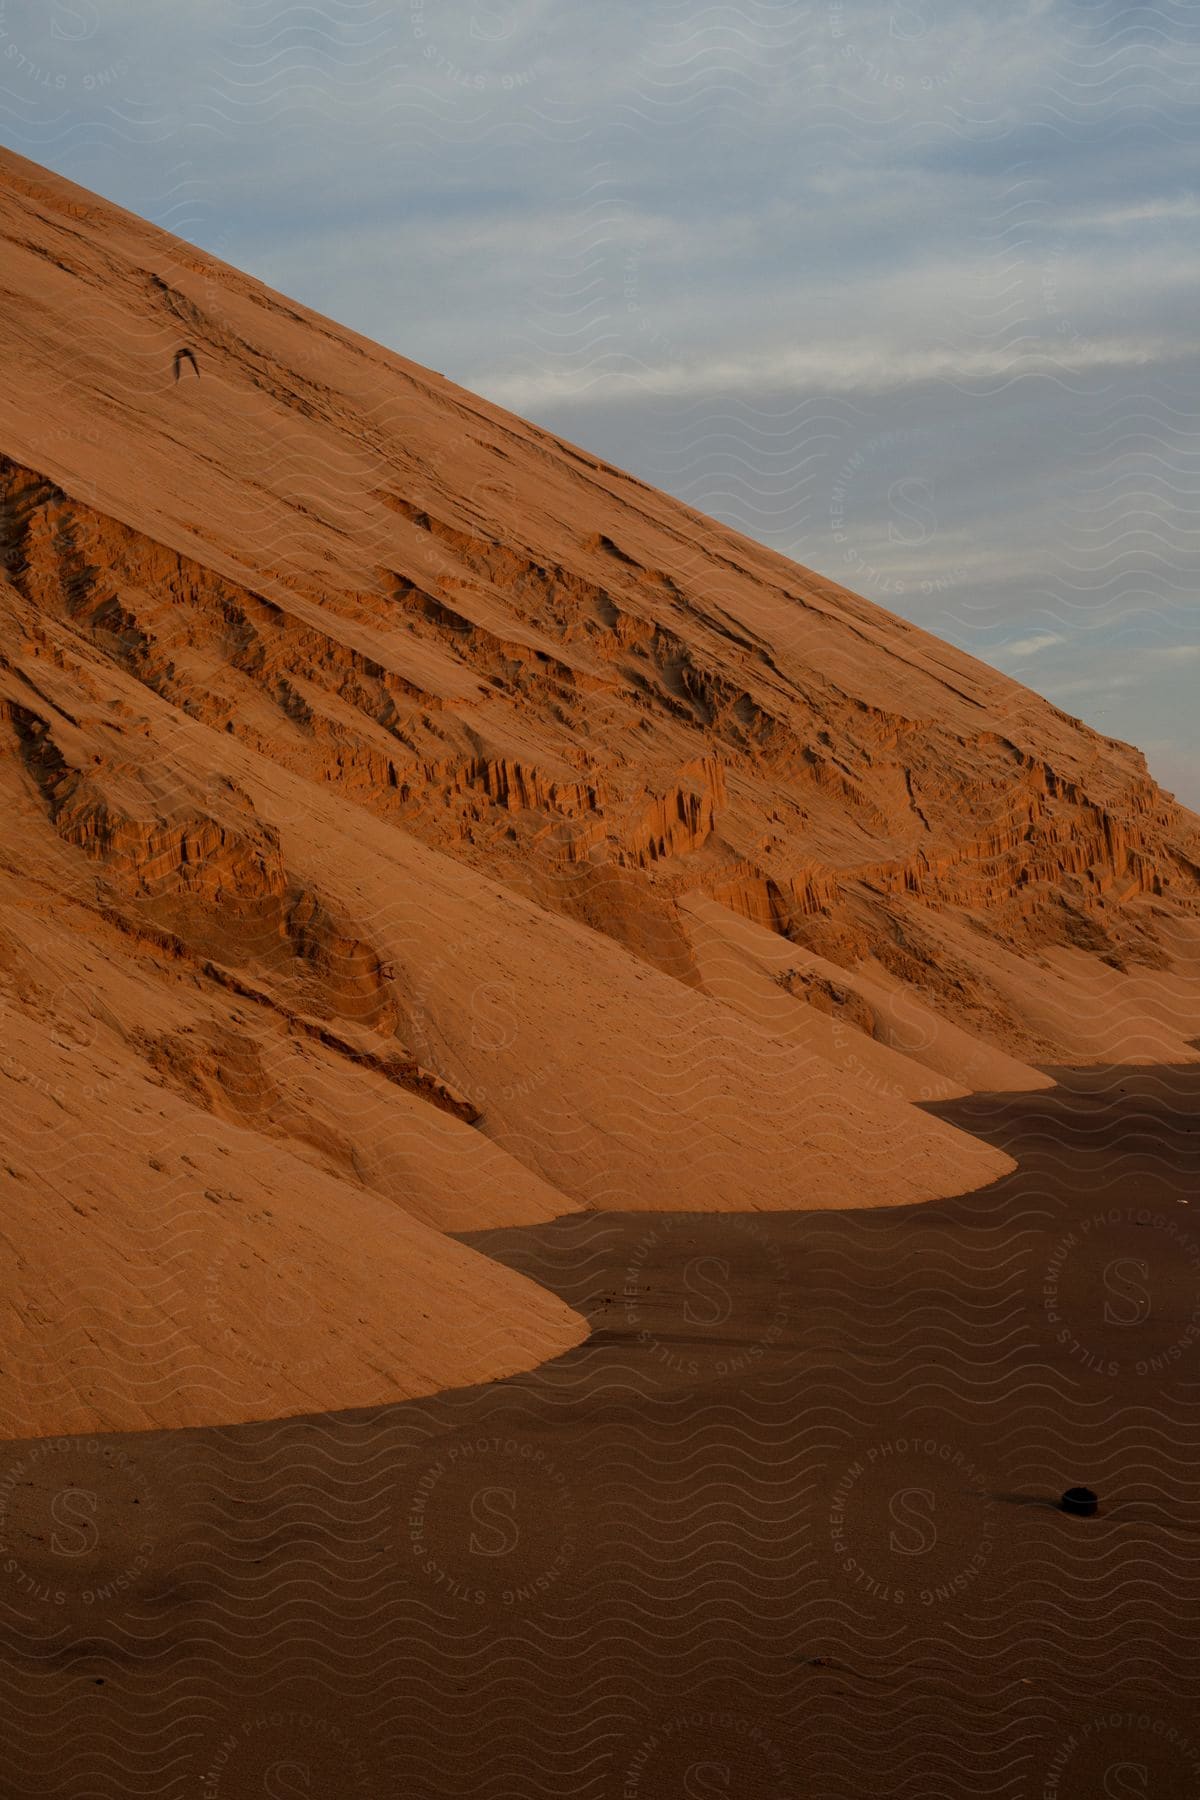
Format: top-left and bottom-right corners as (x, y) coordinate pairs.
(2, 146), (1199, 1435)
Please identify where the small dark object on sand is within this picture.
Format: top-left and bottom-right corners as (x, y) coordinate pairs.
(174, 347), (199, 381)
(1060, 1486), (1098, 1516)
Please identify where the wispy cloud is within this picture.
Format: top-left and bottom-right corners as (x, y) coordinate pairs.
(1066, 196), (1200, 231)
(474, 336), (1191, 410)
(1001, 633), (1065, 658)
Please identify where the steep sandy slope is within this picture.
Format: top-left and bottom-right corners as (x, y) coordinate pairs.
(0, 997), (587, 1438)
(1, 147), (1198, 1436)
(677, 892), (1051, 1104)
(2, 145), (1198, 1061)
(0, 567), (1011, 1221)
(0, 552), (1013, 1436)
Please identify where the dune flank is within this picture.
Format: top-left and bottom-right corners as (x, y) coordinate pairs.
(1, 146), (1198, 1435)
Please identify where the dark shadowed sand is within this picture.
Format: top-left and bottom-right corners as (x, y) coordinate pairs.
(2, 1066), (1199, 1798)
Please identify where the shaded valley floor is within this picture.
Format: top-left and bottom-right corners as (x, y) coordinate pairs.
(3, 1065), (1200, 1797)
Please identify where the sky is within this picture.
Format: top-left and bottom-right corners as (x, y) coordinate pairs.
(2, 0), (1198, 802)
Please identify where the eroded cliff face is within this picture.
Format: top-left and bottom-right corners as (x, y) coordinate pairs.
(2, 442), (1195, 1058)
(1, 146), (1199, 1435)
